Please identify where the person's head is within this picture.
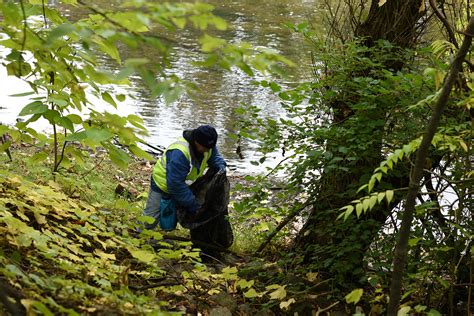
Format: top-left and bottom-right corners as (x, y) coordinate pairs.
(191, 125), (218, 153)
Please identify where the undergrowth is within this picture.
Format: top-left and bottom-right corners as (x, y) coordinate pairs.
(0, 143), (340, 315)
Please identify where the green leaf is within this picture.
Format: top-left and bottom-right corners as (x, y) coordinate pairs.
(397, 306), (411, 316)
(102, 92), (117, 108)
(124, 58), (150, 67)
(268, 285), (287, 300)
(43, 110), (61, 124)
(28, 152), (49, 164)
(86, 128), (113, 142)
(107, 146), (131, 169)
(48, 96), (68, 107)
(19, 101), (48, 116)
(427, 309), (442, 316)
(279, 298), (296, 310)
(386, 190), (394, 204)
(96, 39), (121, 64)
(387, 159), (393, 169)
(0, 140), (12, 152)
(244, 288), (261, 298)
(46, 23), (76, 44)
(236, 279), (254, 289)
(222, 266), (238, 280)
(368, 195), (378, 210)
(31, 301), (54, 316)
(357, 184), (368, 193)
(408, 237), (421, 247)
(171, 17), (186, 28)
(200, 34), (226, 52)
(368, 177), (376, 193)
(128, 249), (155, 263)
(345, 288), (363, 304)
(9, 91), (35, 97)
(362, 198), (370, 213)
(57, 117), (74, 132)
(116, 94), (126, 102)
(137, 215), (155, 225)
(128, 145), (153, 160)
(66, 114), (83, 124)
(65, 131), (87, 141)
(355, 203), (363, 217)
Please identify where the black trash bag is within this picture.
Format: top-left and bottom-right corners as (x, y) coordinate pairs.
(177, 169), (233, 250)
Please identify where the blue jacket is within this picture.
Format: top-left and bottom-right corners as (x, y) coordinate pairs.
(151, 145), (226, 213)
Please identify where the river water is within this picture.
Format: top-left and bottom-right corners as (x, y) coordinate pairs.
(0, 0), (320, 173)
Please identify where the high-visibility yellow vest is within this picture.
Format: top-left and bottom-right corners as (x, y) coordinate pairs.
(152, 137), (212, 193)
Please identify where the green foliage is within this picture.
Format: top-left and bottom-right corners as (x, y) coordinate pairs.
(0, 170), (169, 313)
(234, 23), (473, 313)
(0, 168), (300, 313)
(0, 0), (292, 173)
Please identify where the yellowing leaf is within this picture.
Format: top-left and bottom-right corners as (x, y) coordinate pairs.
(306, 272), (318, 282)
(236, 279), (254, 289)
(369, 195), (378, 210)
(208, 289), (220, 295)
(128, 249), (155, 263)
(398, 306), (411, 316)
(95, 249), (116, 261)
(386, 190), (394, 204)
(419, 1), (425, 12)
(378, 0), (387, 6)
(222, 266), (238, 281)
(355, 203), (363, 217)
(244, 288), (262, 298)
(362, 198), (370, 213)
(345, 288), (363, 304)
(268, 285), (286, 300)
(280, 298), (296, 310)
(458, 140), (468, 152)
(377, 192), (385, 203)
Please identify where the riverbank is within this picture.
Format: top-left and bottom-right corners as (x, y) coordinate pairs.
(0, 141), (345, 315)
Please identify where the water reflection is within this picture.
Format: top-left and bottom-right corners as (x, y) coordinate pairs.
(0, 0), (318, 173)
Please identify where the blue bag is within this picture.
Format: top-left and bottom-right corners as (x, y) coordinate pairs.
(159, 197), (177, 231)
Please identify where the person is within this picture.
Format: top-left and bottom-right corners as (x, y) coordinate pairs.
(142, 125), (226, 231)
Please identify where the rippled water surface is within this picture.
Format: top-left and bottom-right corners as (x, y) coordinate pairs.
(0, 0), (321, 173)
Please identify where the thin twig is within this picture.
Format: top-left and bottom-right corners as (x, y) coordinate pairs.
(79, 154), (107, 180)
(315, 301), (339, 316)
(76, 0), (178, 47)
(41, 0), (48, 28)
(19, 0), (27, 52)
(264, 154), (296, 178)
(128, 279), (180, 290)
(255, 200), (314, 255)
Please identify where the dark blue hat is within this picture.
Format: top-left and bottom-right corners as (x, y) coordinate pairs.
(193, 125), (218, 148)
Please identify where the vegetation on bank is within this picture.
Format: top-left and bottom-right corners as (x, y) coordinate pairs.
(0, 143), (342, 315)
(1, 0), (473, 315)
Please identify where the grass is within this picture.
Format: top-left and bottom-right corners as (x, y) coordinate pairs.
(1, 143), (148, 206)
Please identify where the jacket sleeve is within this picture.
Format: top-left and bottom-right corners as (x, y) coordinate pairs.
(207, 146), (227, 170)
(165, 149), (201, 213)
